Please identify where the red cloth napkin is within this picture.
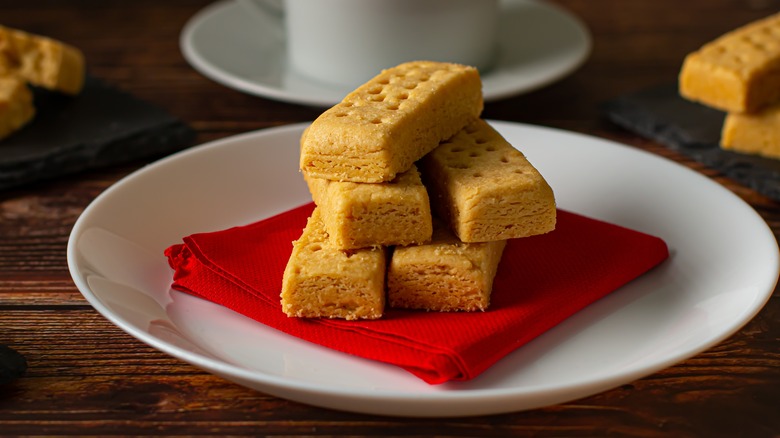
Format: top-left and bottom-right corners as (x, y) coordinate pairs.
(165, 203), (668, 384)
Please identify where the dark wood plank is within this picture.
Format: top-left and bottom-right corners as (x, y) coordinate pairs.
(1, 308), (778, 436)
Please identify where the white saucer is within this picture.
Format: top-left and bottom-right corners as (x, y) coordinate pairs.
(68, 121), (778, 417)
(180, 0), (592, 106)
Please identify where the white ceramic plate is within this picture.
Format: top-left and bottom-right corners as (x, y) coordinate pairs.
(180, 0), (591, 106)
(68, 121), (778, 417)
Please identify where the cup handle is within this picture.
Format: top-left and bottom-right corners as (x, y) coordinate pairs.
(235, 0), (285, 40)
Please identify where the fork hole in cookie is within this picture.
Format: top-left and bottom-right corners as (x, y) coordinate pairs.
(749, 38), (767, 51)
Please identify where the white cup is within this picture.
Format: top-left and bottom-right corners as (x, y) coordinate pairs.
(238, 0), (499, 89)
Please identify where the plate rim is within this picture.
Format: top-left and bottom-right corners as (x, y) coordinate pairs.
(67, 121), (779, 416)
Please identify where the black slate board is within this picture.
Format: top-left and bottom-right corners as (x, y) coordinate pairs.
(0, 344), (26, 384)
(0, 75), (194, 191)
(602, 83), (780, 201)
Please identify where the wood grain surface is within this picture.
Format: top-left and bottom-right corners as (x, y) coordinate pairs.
(1, 1), (779, 436)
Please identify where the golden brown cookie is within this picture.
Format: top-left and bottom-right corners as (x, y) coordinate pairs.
(0, 76), (35, 140)
(300, 61), (482, 183)
(679, 12), (780, 113)
(420, 119), (556, 242)
(721, 104), (780, 159)
(280, 207), (386, 320)
(0, 25), (85, 95)
(387, 219), (506, 312)
(305, 164), (432, 250)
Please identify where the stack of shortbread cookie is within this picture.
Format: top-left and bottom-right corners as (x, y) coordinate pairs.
(679, 12), (780, 159)
(0, 25), (85, 140)
(281, 61), (556, 320)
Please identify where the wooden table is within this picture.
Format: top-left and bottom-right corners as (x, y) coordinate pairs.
(2, 1), (779, 436)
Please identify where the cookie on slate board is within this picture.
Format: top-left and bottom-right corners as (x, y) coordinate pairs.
(0, 76), (35, 140)
(0, 75), (194, 191)
(678, 12), (780, 114)
(601, 83), (780, 201)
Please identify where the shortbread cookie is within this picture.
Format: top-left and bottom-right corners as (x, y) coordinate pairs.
(679, 12), (780, 113)
(388, 219), (506, 312)
(0, 25), (85, 95)
(300, 61), (483, 183)
(0, 76), (35, 140)
(420, 119), (556, 242)
(720, 104), (780, 159)
(281, 207), (386, 320)
(305, 164), (432, 250)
